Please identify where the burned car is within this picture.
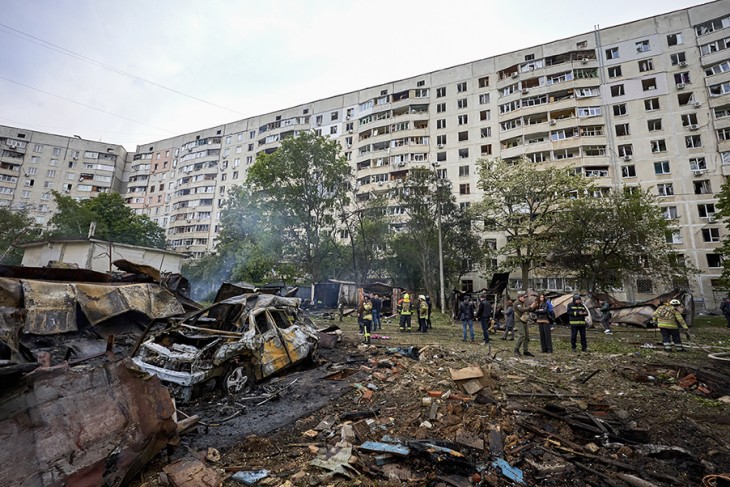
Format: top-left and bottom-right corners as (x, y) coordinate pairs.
(132, 293), (319, 401)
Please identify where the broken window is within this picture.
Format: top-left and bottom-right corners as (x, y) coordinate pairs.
(636, 40), (651, 53)
(638, 59), (654, 72)
(478, 76), (489, 88)
(618, 144), (633, 157)
(480, 127), (491, 138)
(663, 206), (678, 219)
(608, 66), (622, 78)
(642, 78), (657, 91)
(706, 60), (730, 76)
(458, 131), (469, 142)
(613, 104), (627, 116)
(605, 47), (619, 59)
(670, 52), (687, 65)
(677, 92), (694, 106)
(707, 254), (723, 268)
(694, 179), (711, 194)
(458, 115), (468, 125)
(695, 15), (730, 36)
(698, 203), (716, 218)
(437, 152), (446, 162)
(690, 157), (707, 171)
(654, 161), (670, 174)
(651, 139), (667, 152)
(682, 113), (699, 126)
(719, 128), (730, 140)
(685, 135), (702, 148)
(459, 148), (469, 158)
(610, 84), (625, 97)
(702, 228), (721, 242)
(479, 93), (490, 104)
(480, 110), (490, 121)
(657, 183), (674, 196)
(667, 33), (683, 46)
(674, 72), (691, 85)
(459, 183), (470, 195)
(648, 119), (662, 131)
(481, 144), (492, 156)
(615, 123), (630, 136)
(621, 165), (636, 178)
(666, 231), (683, 244)
(710, 81), (730, 97)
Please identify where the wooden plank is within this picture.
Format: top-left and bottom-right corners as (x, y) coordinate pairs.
(449, 366), (484, 381)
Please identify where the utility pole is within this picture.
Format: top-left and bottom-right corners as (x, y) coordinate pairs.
(432, 163), (446, 314)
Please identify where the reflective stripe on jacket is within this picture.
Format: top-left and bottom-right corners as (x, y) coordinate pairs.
(653, 304), (687, 329)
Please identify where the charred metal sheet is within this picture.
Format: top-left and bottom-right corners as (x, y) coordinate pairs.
(75, 282), (185, 326)
(0, 307), (29, 366)
(22, 280), (78, 335)
(113, 258), (161, 282)
(0, 358), (177, 487)
(0, 264), (116, 282)
(0, 277), (22, 308)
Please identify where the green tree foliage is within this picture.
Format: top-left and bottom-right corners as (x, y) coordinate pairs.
(339, 193), (390, 285)
(387, 167), (482, 307)
(46, 192), (166, 248)
(549, 189), (692, 292)
(0, 207), (43, 264)
(214, 132), (352, 283)
(713, 177), (730, 289)
(475, 157), (590, 290)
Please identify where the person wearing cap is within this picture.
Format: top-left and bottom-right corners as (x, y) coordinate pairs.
(476, 294), (492, 345)
(417, 295), (429, 333)
(399, 292), (413, 332)
(652, 299), (689, 352)
(459, 296), (476, 342)
(362, 295), (373, 344)
(566, 294), (590, 352)
(513, 292), (537, 356)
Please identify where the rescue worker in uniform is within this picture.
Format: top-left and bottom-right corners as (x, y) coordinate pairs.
(362, 295), (373, 344)
(417, 295), (429, 333)
(399, 292), (412, 332)
(652, 299), (689, 352)
(567, 294), (590, 352)
(513, 292), (537, 356)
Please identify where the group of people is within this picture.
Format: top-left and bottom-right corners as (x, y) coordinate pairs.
(354, 292), (432, 343)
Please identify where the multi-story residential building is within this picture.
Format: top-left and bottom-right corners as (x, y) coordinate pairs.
(0, 126), (127, 225)
(5, 1), (730, 308)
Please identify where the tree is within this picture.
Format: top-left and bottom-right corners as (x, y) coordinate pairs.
(475, 157), (590, 290)
(549, 189), (692, 292)
(46, 192), (166, 248)
(245, 131), (352, 282)
(0, 207), (43, 264)
(713, 177), (730, 290)
(339, 193), (390, 285)
(388, 167), (482, 307)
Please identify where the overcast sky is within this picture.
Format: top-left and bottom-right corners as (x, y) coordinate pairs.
(0, 0), (714, 151)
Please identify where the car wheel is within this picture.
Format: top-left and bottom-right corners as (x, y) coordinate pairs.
(225, 366), (250, 395)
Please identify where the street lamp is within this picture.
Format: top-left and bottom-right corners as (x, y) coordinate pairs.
(431, 163), (446, 315)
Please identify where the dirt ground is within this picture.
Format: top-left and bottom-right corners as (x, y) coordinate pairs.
(133, 313), (730, 487)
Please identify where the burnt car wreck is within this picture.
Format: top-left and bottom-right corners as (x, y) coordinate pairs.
(133, 293), (320, 402)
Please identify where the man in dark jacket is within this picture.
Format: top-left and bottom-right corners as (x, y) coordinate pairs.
(476, 294), (492, 344)
(567, 294), (590, 352)
(459, 297), (476, 342)
(371, 294), (383, 330)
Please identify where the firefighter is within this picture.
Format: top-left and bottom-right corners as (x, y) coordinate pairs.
(417, 295), (429, 333)
(362, 295), (373, 344)
(399, 292), (412, 332)
(566, 294), (590, 352)
(652, 299), (689, 352)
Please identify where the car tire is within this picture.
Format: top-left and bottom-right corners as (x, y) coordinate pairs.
(225, 366), (252, 395)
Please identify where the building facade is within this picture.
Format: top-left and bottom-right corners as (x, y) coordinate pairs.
(4, 1), (730, 308)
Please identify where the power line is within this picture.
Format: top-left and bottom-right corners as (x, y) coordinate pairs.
(0, 75), (176, 135)
(0, 22), (247, 117)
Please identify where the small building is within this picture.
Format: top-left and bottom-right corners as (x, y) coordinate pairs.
(19, 238), (184, 274)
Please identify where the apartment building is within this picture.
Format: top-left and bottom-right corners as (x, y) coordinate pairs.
(0, 126), (127, 225)
(4, 1), (730, 308)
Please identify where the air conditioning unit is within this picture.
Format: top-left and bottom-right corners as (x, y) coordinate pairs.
(581, 58), (589, 64)
(549, 119), (557, 125)
(693, 101), (702, 108)
(346, 115), (351, 120)
(676, 83), (686, 89)
(397, 161), (406, 167)
(679, 61), (688, 67)
(708, 214), (717, 223)
(623, 154), (632, 161)
(377, 181), (384, 186)
(511, 72), (519, 78)
(689, 124), (700, 131)
(693, 169), (707, 176)
(522, 88), (530, 94)
(437, 144), (444, 149)
(347, 130), (353, 134)
(346, 144), (352, 149)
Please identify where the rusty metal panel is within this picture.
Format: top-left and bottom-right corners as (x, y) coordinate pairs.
(22, 280), (78, 335)
(0, 278), (22, 308)
(74, 283), (184, 326)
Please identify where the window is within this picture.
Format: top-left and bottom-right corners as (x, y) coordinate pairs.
(663, 206), (678, 220)
(480, 110), (490, 121)
(703, 228), (721, 242)
(654, 161), (670, 174)
(457, 98), (468, 109)
(437, 103), (446, 113)
(618, 144), (633, 157)
(436, 135), (446, 146)
(695, 15), (730, 36)
(21, 190), (30, 198)
(481, 144), (492, 155)
(690, 157), (707, 171)
(458, 131), (469, 142)
(648, 119), (662, 131)
(331, 111), (338, 121)
(666, 231), (683, 244)
(694, 179), (711, 194)
(641, 78), (657, 91)
(682, 113), (699, 126)
(437, 119), (446, 129)
(706, 60), (730, 76)
(698, 203), (716, 218)
(671, 52), (687, 65)
(651, 139), (667, 152)
(610, 84), (625, 97)
(710, 81), (730, 96)
(707, 254), (723, 268)
(636, 40), (651, 52)
(674, 72), (691, 85)
(437, 152), (446, 162)
(605, 47), (619, 59)
(480, 127), (491, 138)
(719, 128), (730, 140)
(330, 126), (338, 135)
(657, 183), (674, 196)
(615, 123), (630, 136)
(65, 172), (76, 180)
(478, 77), (489, 88)
(613, 104), (627, 116)
(46, 169), (56, 177)
(458, 148), (469, 158)
(621, 165), (636, 178)
(667, 33), (683, 46)
(457, 82), (467, 93)
(479, 93), (490, 104)
(685, 135), (702, 148)
(52, 147), (62, 156)
(678, 92), (695, 106)
(33, 144), (42, 153)
(638, 59), (654, 72)
(436, 87), (446, 98)
(459, 183), (471, 195)
(608, 65), (622, 78)
(458, 165), (470, 177)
